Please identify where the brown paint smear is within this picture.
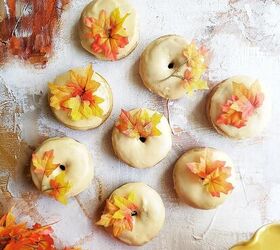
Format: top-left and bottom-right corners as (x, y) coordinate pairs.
(0, 126), (33, 195)
(0, 80), (32, 199)
(0, 0), (69, 67)
(0, 80), (47, 228)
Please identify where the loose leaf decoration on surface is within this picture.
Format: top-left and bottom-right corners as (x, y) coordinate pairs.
(0, 209), (55, 250)
(84, 8), (130, 60)
(96, 192), (138, 237)
(216, 81), (264, 128)
(182, 42), (208, 94)
(49, 64), (104, 121)
(32, 150), (72, 205)
(115, 109), (162, 139)
(187, 157), (234, 197)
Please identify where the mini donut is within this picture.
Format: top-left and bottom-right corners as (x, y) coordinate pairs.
(48, 64), (113, 130)
(206, 75), (271, 139)
(173, 147), (235, 210)
(112, 108), (172, 168)
(79, 0), (139, 60)
(139, 35), (208, 99)
(96, 182), (165, 246)
(30, 137), (94, 204)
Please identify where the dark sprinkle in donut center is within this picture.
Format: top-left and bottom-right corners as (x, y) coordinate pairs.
(168, 62), (174, 69)
(131, 211), (138, 216)
(139, 137), (146, 143)
(60, 165), (66, 171)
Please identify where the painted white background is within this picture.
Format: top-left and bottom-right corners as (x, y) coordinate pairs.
(1, 0), (280, 249)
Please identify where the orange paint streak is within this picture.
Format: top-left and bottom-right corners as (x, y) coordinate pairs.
(0, 0), (69, 67)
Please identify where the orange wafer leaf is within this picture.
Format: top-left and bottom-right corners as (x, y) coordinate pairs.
(115, 109), (162, 138)
(44, 171), (72, 205)
(83, 8), (129, 60)
(182, 42), (208, 94)
(96, 192), (138, 237)
(187, 157), (233, 197)
(216, 81), (264, 128)
(0, 209), (55, 250)
(49, 64), (104, 121)
(32, 150), (59, 178)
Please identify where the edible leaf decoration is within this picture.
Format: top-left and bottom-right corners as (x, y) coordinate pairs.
(49, 64), (104, 121)
(84, 8), (129, 60)
(115, 109), (162, 138)
(182, 42), (208, 94)
(32, 150), (59, 178)
(32, 150), (72, 205)
(187, 157), (234, 197)
(96, 192), (138, 237)
(43, 172), (72, 205)
(216, 81), (264, 128)
(0, 209), (55, 250)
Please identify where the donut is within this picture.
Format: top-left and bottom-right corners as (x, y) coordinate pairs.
(48, 64), (113, 130)
(173, 147), (235, 209)
(30, 137), (94, 204)
(206, 75), (271, 139)
(79, 0), (139, 60)
(139, 35), (208, 99)
(96, 182), (165, 245)
(112, 108), (172, 168)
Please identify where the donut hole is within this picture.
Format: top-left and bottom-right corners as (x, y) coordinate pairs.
(168, 62), (174, 69)
(59, 165), (66, 171)
(139, 137), (146, 143)
(131, 211), (138, 216)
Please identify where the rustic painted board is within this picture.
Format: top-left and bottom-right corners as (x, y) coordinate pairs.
(0, 0), (280, 249)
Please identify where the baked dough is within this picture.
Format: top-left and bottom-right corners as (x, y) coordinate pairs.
(173, 147), (235, 210)
(30, 137), (94, 203)
(79, 0), (138, 60)
(206, 75), (270, 139)
(139, 35), (208, 99)
(48, 64), (113, 130)
(112, 108), (172, 168)
(96, 182), (165, 246)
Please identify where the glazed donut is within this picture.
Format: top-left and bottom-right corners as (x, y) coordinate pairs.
(96, 182), (165, 246)
(173, 147), (235, 210)
(206, 75), (271, 139)
(139, 35), (208, 99)
(112, 108), (172, 168)
(79, 0), (138, 60)
(48, 64), (113, 130)
(30, 137), (94, 204)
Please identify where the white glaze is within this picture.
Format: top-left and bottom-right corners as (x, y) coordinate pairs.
(30, 137), (94, 197)
(79, 0), (139, 60)
(173, 147), (235, 210)
(139, 35), (190, 99)
(49, 66), (113, 130)
(112, 108), (172, 168)
(208, 75), (271, 139)
(109, 182), (165, 246)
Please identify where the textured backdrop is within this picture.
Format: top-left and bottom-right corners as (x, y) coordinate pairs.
(0, 0), (280, 249)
